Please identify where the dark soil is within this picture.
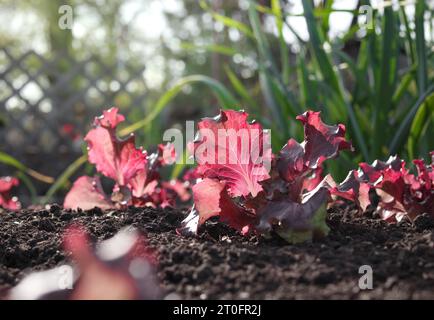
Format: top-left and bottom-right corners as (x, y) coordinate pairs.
(1, 204), (434, 299)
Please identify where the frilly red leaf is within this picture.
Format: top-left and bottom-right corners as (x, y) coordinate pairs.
(256, 178), (332, 240)
(158, 143), (177, 166)
(128, 144), (176, 199)
(374, 156), (433, 221)
(180, 178), (254, 235)
(85, 107), (146, 186)
(182, 167), (201, 184)
(302, 167), (324, 193)
(330, 170), (371, 212)
(9, 226), (161, 300)
(183, 109), (351, 243)
(278, 111), (353, 183)
(358, 155), (403, 183)
(276, 139), (305, 182)
(128, 164), (151, 199)
(193, 179), (225, 225)
(162, 180), (191, 202)
(65, 108), (188, 211)
(0, 176), (19, 193)
(0, 176), (21, 210)
(193, 110), (272, 198)
(335, 154), (433, 222)
(296, 111), (353, 169)
(94, 107), (125, 129)
(63, 176), (113, 210)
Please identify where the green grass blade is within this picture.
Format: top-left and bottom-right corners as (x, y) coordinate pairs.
(199, 0), (254, 39)
(0, 151), (54, 184)
(43, 154), (88, 202)
(248, 1), (273, 63)
(372, 7), (398, 157)
(249, 1), (302, 117)
(407, 94), (434, 159)
(16, 171), (37, 202)
(0, 151), (28, 172)
(249, 1), (303, 131)
(334, 50), (371, 104)
(180, 42), (238, 56)
(224, 64), (259, 112)
(248, 1), (288, 135)
(344, 99), (369, 160)
(212, 14), (254, 39)
(392, 67), (415, 106)
(389, 85), (434, 154)
(170, 148), (189, 180)
(296, 50), (313, 108)
(272, 0), (290, 85)
(318, 0), (334, 35)
(354, 34), (373, 103)
(258, 69), (286, 137)
(302, 0), (341, 94)
(415, 0), (428, 93)
(301, 1), (371, 161)
(120, 75), (240, 136)
(299, 1), (369, 160)
(399, 6), (416, 64)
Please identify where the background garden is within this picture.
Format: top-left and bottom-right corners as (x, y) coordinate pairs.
(0, 0), (433, 206)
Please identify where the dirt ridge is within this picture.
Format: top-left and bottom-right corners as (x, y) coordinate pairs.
(1, 204), (434, 299)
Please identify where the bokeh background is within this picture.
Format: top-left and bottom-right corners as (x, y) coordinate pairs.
(0, 0), (433, 204)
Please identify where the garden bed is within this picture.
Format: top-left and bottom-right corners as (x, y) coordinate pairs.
(1, 205), (434, 299)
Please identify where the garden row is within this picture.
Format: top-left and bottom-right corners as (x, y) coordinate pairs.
(0, 107), (432, 299)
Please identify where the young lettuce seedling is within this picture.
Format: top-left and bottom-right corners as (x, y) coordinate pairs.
(64, 108), (190, 210)
(181, 109), (353, 243)
(332, 153), (434, 222)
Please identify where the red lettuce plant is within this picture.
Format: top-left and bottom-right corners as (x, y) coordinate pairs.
(9, 225), (161, 300)
(0, 176), (21, 210)
(181, 109), (352, 242)
(64, 108), (190, 210)
(332, 153), (434, 222)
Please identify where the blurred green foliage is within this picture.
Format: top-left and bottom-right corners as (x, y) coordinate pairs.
(1, 0), (433, 200)
(149, 0), (433, 179)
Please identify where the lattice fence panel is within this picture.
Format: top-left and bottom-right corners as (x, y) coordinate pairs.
(0, 47), (147, 183)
